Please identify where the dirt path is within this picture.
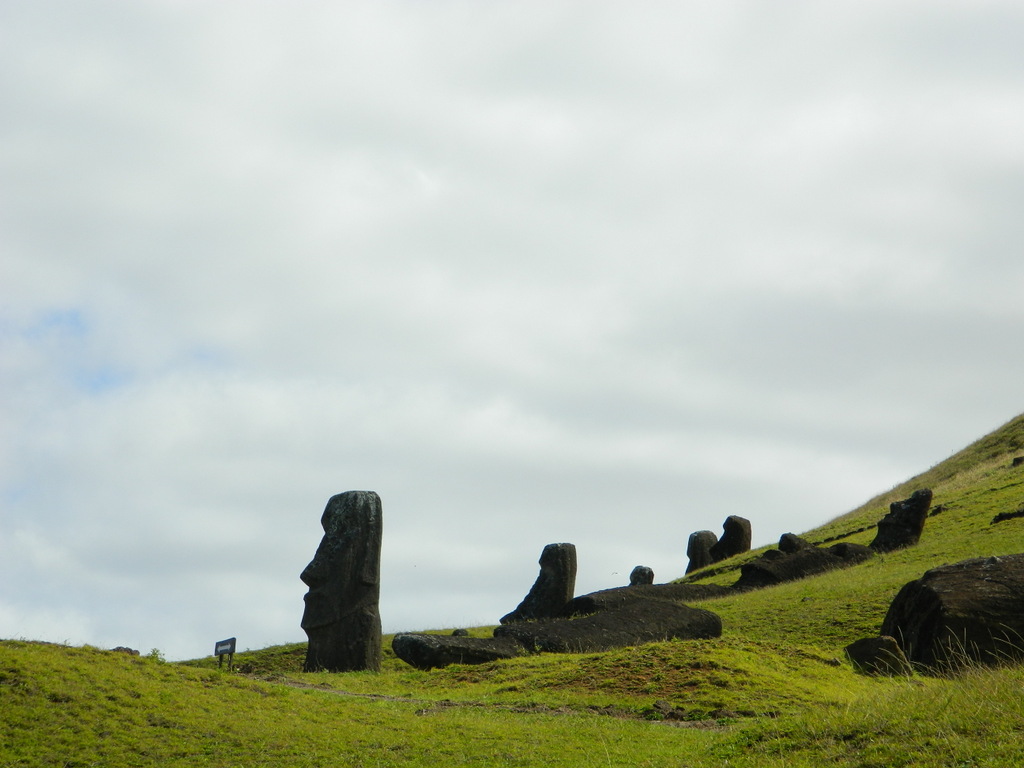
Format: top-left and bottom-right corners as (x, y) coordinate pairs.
(250, 675), (729, 729)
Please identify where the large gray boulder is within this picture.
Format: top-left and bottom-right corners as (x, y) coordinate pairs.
(881, 554), (1024, 671)
(300, 491), (383, 672)
(567, 582), (734, 616)
(733, 542), (874, 591)
(494, 599), (722, 653)
(778, 533), (813, 554)
(844, 636), (913, 677)
(500, 543), (577, 624)
(870, 489), (933, 553)
(391, 633), (528, 670)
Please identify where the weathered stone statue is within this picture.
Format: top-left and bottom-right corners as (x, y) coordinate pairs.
(495, 599), (722, 653)
(844, 636), (913, 677)
(392, 633), (528, 670)
(709, 515), (752, 562)
(629, 565), (654, 586)
(778, 533), (812, 554)
(686, 530), (719, 573)
(880, 554), (1024, 671)
(300, 491), (383, 672)
(870, 489), (932, 553)
(499, 542), (577, 624)
(733, 541), (874, 591)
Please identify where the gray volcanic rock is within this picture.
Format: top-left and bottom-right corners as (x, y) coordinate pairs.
(733, 543), (874, 591)
(778, 533), (813, 554)
(629, 566), (655, 586)
(686, 530), (718, 573)
(500, 543), (577, 624)
(881, 554), (1024, 671)
(991, 507), (1024, 524)
(709, 516), (752, 562)
(495, 599), (722, 653)
(300, 491), (383, 673)
(845, 636), (913, 676)
(567, 582), (734, 616)
(870, 489), (933, 553)
(392, 633), (528, 670)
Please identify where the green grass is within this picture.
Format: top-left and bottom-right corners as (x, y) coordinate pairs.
(1, 641), (724, 767)
(4, 413), (1024, 766)
(739, 664), (1024, 768)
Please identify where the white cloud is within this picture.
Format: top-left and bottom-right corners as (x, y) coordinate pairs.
(2, 1), (1023, 660)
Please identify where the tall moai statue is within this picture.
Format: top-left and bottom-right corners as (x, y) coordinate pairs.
(870, 489), (933, 553)
(500, 542), (577, 624)
(300, 491), (383, 672)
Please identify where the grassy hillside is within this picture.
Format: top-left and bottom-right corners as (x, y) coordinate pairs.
(4, 414), (1024, 767)
(684, 412), (1024, 649)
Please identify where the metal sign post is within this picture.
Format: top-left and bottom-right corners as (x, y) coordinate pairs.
(215, 637), (236, 670)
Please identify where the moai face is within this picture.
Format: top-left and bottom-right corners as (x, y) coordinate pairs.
(300, 491), (383, 672)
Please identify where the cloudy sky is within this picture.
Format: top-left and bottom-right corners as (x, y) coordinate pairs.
(3, 1), (1023, 661)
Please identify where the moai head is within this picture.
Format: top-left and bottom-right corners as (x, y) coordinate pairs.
(300, 490), (383, 672)
(629, 565), (654, 586)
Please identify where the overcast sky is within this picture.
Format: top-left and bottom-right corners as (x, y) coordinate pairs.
(3, 1), (1023, 661)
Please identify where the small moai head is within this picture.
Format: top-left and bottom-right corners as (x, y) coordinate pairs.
(629, 565), (654, 586)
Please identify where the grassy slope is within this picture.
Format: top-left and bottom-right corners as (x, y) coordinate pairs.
(687, 412), (1024, 649)
(4, 414), (1024, 767)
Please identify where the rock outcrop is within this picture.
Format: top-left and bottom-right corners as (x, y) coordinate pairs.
(992, 507), (1024, 524)
(391, 633), (528, 670)
(880, 554), (1024, 671)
